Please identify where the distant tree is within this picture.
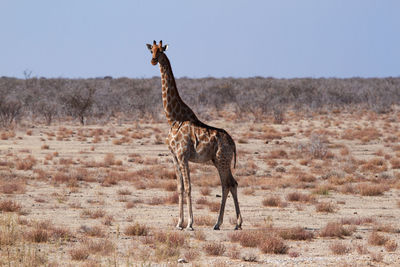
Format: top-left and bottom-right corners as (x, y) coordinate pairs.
(0, 99), (22, 128)
(62, 84), (96, 125)
(37, 101), (58, 125)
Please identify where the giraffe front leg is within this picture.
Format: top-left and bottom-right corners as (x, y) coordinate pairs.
(176, 174), (184, 230)
(172, 154), (184, 230)
(180, 161), (194, 231)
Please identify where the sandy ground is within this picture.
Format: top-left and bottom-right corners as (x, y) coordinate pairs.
(0, 110), (400, 266)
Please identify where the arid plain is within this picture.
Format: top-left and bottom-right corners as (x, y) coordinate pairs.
(1, 107), (400, 266)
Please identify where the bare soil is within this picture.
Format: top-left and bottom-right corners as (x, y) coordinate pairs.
(1, 109), (400, 266)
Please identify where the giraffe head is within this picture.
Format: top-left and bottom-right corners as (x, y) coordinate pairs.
(146, 40), (168, 66)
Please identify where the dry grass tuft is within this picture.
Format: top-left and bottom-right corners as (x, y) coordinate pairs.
(259, 234), (288, 254)
(355, 243), (369, 255)
(154, 231), (186, 247)
(228, 230), (261, 248)
(183, 248), (200, 261)
(0, 181), (26, 194)
(268, 149), (288, 159)
(390, 158), (400, 169)
(357, 183), (389, 196)
(117, 188), (132, 195)
(361, 158), (388, 173)
(124, 223), (148, 236)
(80, 209), (106, 219)
(103, 153), (115, 166)
(203, 241), (226, 256)
(196, 215), (215, 226)
(161, 180), (176, 192)
(341, 127), (381, 142)
(69, 246), (89, 261)
(200, 186), (211, 196)
(80, 225), (105, 237)
(329, 241), (351, 255)
(319, 222), (353, 238)
(286, 192), (315, 203)
(0, 199), (21, 212)
(26, 228), (49, 243)
(262, 196), (286, 208)
(84, 238), (115, 255)
(368, 231), (388, 246)
(15, 155), (37, 170)
(340, 216), (374, 225)
(194, 229), (206, 241)
(315, 202), (336, 213)
(279, 227), (314, 240)
(207, 201), (220, 212)
(370, 251), (383, 262)
(384, 239), (398, 252)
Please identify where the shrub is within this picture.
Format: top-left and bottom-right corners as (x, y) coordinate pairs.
(62, 85), (96, 125)
(0, 99), (22, 127)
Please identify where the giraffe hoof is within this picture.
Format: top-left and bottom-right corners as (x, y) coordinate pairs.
(234, 225), (242, 230)
(213, 225), (220, 231)
(185, 226), (194, 231)
(176, 226), (183, 230)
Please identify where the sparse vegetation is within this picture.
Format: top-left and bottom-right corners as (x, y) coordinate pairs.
(0, 76), (399, 264)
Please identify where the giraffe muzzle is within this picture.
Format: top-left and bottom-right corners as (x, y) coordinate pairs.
(151, 58), (158, 65)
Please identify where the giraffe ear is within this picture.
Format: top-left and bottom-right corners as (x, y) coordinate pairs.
(162, 45), (168, 52)
(146, 44), (152, 53)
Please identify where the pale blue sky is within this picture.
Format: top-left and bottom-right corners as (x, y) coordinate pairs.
(1, 0), (399, 78)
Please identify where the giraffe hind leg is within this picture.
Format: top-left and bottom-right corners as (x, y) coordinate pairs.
(229, 179), (242, 230)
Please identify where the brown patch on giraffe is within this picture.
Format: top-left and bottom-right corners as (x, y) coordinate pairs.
(170, 89), (176, 98)
(176, 131), (183, 140)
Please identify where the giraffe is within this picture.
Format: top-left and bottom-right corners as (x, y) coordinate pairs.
(146, 40), (242, 231)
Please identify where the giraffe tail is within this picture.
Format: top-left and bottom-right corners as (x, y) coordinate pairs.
(233, 140), (237, 169)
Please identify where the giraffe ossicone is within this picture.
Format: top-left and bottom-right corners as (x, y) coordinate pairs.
(146, 40), (242, 230)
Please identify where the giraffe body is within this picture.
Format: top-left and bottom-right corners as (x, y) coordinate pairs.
(147, 40), (242, 230)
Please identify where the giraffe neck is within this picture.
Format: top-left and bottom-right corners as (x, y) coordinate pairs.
(158, 54), (198, 126)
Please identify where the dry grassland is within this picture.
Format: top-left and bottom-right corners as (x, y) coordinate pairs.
(0, 108), (400, 266)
